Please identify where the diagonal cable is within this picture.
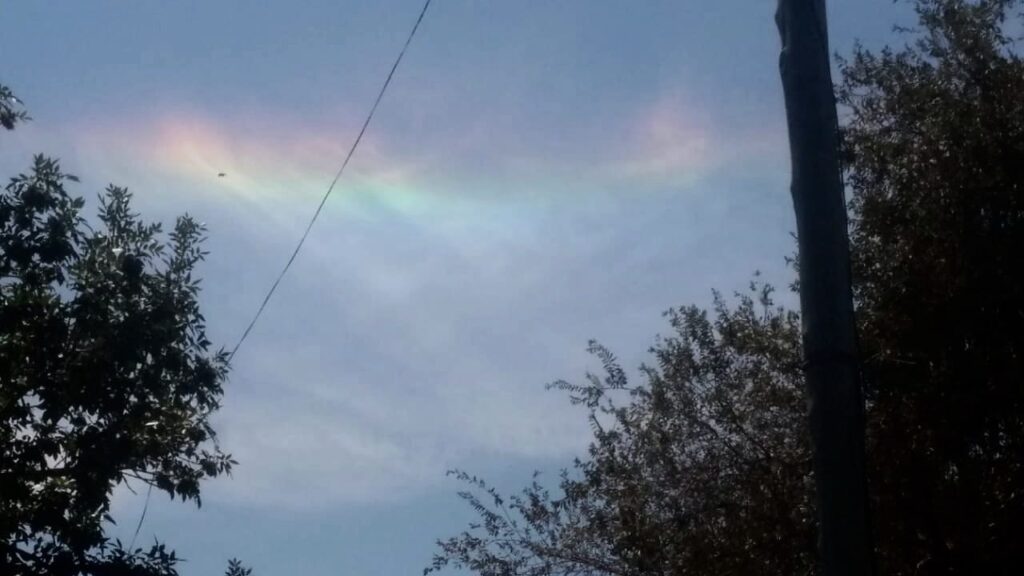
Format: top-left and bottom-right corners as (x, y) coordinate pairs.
(229, 0), (433, 362)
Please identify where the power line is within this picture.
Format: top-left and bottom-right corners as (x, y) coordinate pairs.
(228, 0), (433, 362)
(124, 1), (432, 548)
(127, 483), (152, 551)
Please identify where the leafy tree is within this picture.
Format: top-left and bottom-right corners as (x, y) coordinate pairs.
(839, 0), (1024, 572)
(1, 83), (29, 130)
(431, 1), (1024, 574)
(225, 558), (253, 576)
(429, 284), (815, 576)
(1, 116), (239, 572)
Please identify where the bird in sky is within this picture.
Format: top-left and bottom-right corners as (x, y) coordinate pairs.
(217, 172), (226, 178)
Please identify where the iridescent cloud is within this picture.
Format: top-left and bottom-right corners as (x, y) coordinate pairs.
(69, 92), (767, 224)
(615, 92), (716, 184)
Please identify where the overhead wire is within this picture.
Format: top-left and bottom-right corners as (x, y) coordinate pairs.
(125, 0), (433, 547)
(127, 483), (152, 551)
(228, 0), (434, 362)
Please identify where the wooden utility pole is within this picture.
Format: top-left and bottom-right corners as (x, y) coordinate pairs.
(775, 1), (872, 575)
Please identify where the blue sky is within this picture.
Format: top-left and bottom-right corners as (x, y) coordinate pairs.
(2, 1), (916, 574)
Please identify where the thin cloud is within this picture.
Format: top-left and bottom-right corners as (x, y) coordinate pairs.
(55, 100), (788, 512)
(615, 92), (716, 184)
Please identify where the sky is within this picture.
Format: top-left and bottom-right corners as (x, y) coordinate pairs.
(1, 1), (917, 574)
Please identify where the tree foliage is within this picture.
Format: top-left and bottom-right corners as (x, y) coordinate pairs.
(225, 558), (253, 576)
(1, 143), (236, 571)
(429, 285), (815, 576)
(1, 83), (29, 130)
(839, 0), (1024, 572)
(431, 1), (1024, 574)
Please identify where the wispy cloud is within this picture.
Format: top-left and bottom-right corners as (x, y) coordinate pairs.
(64, 90), (774, 218)
(615, 92), (715, 184)
(50, 93), (788, 511)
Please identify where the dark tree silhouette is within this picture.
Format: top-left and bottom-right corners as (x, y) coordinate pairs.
(839, 0), (1024, 572)
(429, 284), (815, 576)
(1, 83), (29, 130)
(1, 100), (246, 574)
(225, 558), (253, 576)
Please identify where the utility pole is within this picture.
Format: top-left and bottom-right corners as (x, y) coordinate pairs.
(775, 2), (872, 575)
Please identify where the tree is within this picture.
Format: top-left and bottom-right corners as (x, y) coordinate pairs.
(839, 0), (1024, 572)
(1, 83), (29, 130)
(1, 110), (240, 572)
(430, 1), (1024, 574)
(429, 284), (816, 576)
(225, 558), (253, 576)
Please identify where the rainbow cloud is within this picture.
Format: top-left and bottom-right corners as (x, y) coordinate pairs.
(71, 93), (777, 224)
(75, 108), (442, 220)
(612, 91), (787, 187)
(614, 92), (716, 184)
